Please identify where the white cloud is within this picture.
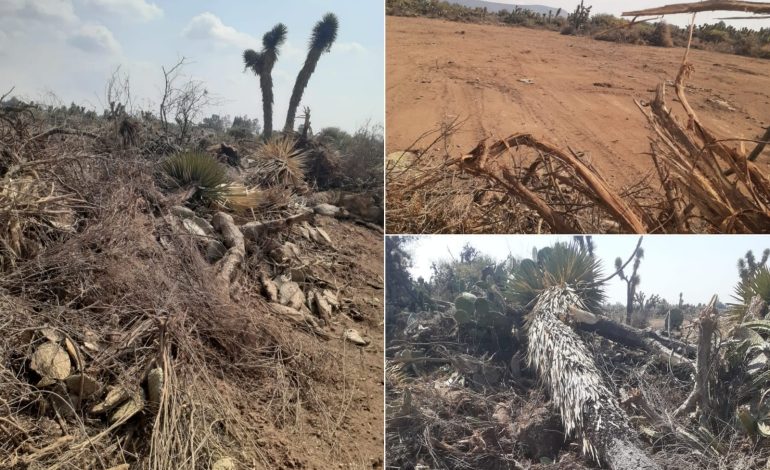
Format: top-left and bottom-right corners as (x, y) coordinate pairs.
(68, 24), (121, 54)
(334, 42), (367, 55)
(0, 0), (77, 23)
(81, 0), (162, 22)
(182, 12), (258, 50)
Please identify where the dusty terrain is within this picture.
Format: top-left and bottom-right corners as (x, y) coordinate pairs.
(387, 16), (770, 191)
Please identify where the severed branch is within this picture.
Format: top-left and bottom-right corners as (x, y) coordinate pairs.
(675, 296), (719, 417)
(212, 212), (245, 284)
(566, 307), (695, 369)
(240, 211), (315, 242)
(623, 1), (770, 17)
(717, 14), (770, 17)
(747, 126), (770, 163)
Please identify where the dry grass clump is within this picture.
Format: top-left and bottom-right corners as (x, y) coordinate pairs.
(252, 136), (310, 187)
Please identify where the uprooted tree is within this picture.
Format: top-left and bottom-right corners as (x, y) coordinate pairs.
(387, 238), (770, 469)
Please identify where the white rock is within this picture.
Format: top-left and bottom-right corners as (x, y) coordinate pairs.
(279, 282), (306, 310)
(343, 329), (370, 346)
(314, 203), (340, 216)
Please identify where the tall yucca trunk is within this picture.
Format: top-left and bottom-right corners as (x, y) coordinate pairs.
(284, 48), (323, 133)
(260, 71), (275, 139)
(527, 287), (660, 470)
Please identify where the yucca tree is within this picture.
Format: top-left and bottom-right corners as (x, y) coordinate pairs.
(244, 23), (287, 140)
(511, 243), (660, 470)
(283, 13), (339, 133)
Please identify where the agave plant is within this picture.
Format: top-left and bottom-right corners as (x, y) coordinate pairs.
(729, 265), (770, 324)
(253, 137), (309, 187)
(161, 151), (229, 204)
(509, 241), (605, 311)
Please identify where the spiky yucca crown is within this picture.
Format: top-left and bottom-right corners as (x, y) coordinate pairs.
(310, 13), (338, 52)
(509, 242), (605, 312)
(243, 23), (287, 74)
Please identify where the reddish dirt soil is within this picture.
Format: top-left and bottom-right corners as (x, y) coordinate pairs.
(387, 16), (770, 191)
(259, 217), (385, 469)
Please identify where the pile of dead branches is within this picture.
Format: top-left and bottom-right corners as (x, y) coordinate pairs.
(386, 292), (769, 469)
(0, 103), (381, 468)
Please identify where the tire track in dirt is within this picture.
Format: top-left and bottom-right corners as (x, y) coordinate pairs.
(387, 16), (770, 193)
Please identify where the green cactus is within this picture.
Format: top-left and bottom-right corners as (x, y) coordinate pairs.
(452, 292), (509, 329)
(665, 308), (684, 330)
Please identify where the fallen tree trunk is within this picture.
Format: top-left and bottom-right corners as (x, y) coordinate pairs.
(623, 1), (770, 17)
(566, 306), (695, 367)
(527, 287), (661, 469)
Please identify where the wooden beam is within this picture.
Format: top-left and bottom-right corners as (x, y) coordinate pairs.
(623, 1), (770, 17)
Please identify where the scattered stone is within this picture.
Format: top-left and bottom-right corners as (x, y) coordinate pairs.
(147, 367), (164, 405)
(343, 329), (370, 346)
(271, 242), (301, 263)
(707, 97), (736, 112)
(182, 216), (215, 238)
(64, 374), (101, 398)
(314, 291), (333, 323)
(170, 206), (196, 219)
(39, 327), (63, 343)
(30, 342), (71, 385)
(323, 290), (340, 309)
(91, 386), (131, 414)
(63, 337), (81, 371)
(279, 281), (306, 310)
(212, 457), (237, 470)
(309, 226), (333, 247)
(270, 303), (328, 339)
(110, 392), (144, 424)
(314, 203), (341, 217)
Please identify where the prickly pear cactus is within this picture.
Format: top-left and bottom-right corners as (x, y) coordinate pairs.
(453, 292), (510, 329)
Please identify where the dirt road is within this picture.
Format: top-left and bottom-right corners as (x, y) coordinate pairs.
(387, 16), (770, 190)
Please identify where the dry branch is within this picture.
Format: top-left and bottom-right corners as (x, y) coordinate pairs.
(212, 212), (244, 284)
(623, 1), (770, 16)
(675, 296), (719, 417)
(240, 211), (315, 242)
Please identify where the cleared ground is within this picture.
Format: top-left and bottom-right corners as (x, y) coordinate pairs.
(387, 16), (770, 191)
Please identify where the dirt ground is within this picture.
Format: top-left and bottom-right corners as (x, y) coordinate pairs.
(255, 217), (385, 469)
(387, 16), (770, 191)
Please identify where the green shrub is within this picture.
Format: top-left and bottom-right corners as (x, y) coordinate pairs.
(651, 21), (673, 47)
(161, 152), (229, 203)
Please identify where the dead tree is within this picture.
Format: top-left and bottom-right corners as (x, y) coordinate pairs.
(527, 287), (661, 470)
(623, 1), (770, 16)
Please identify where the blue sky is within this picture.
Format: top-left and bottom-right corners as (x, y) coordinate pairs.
(0, 0), (384, 132)
(406, 235), (770, 306)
